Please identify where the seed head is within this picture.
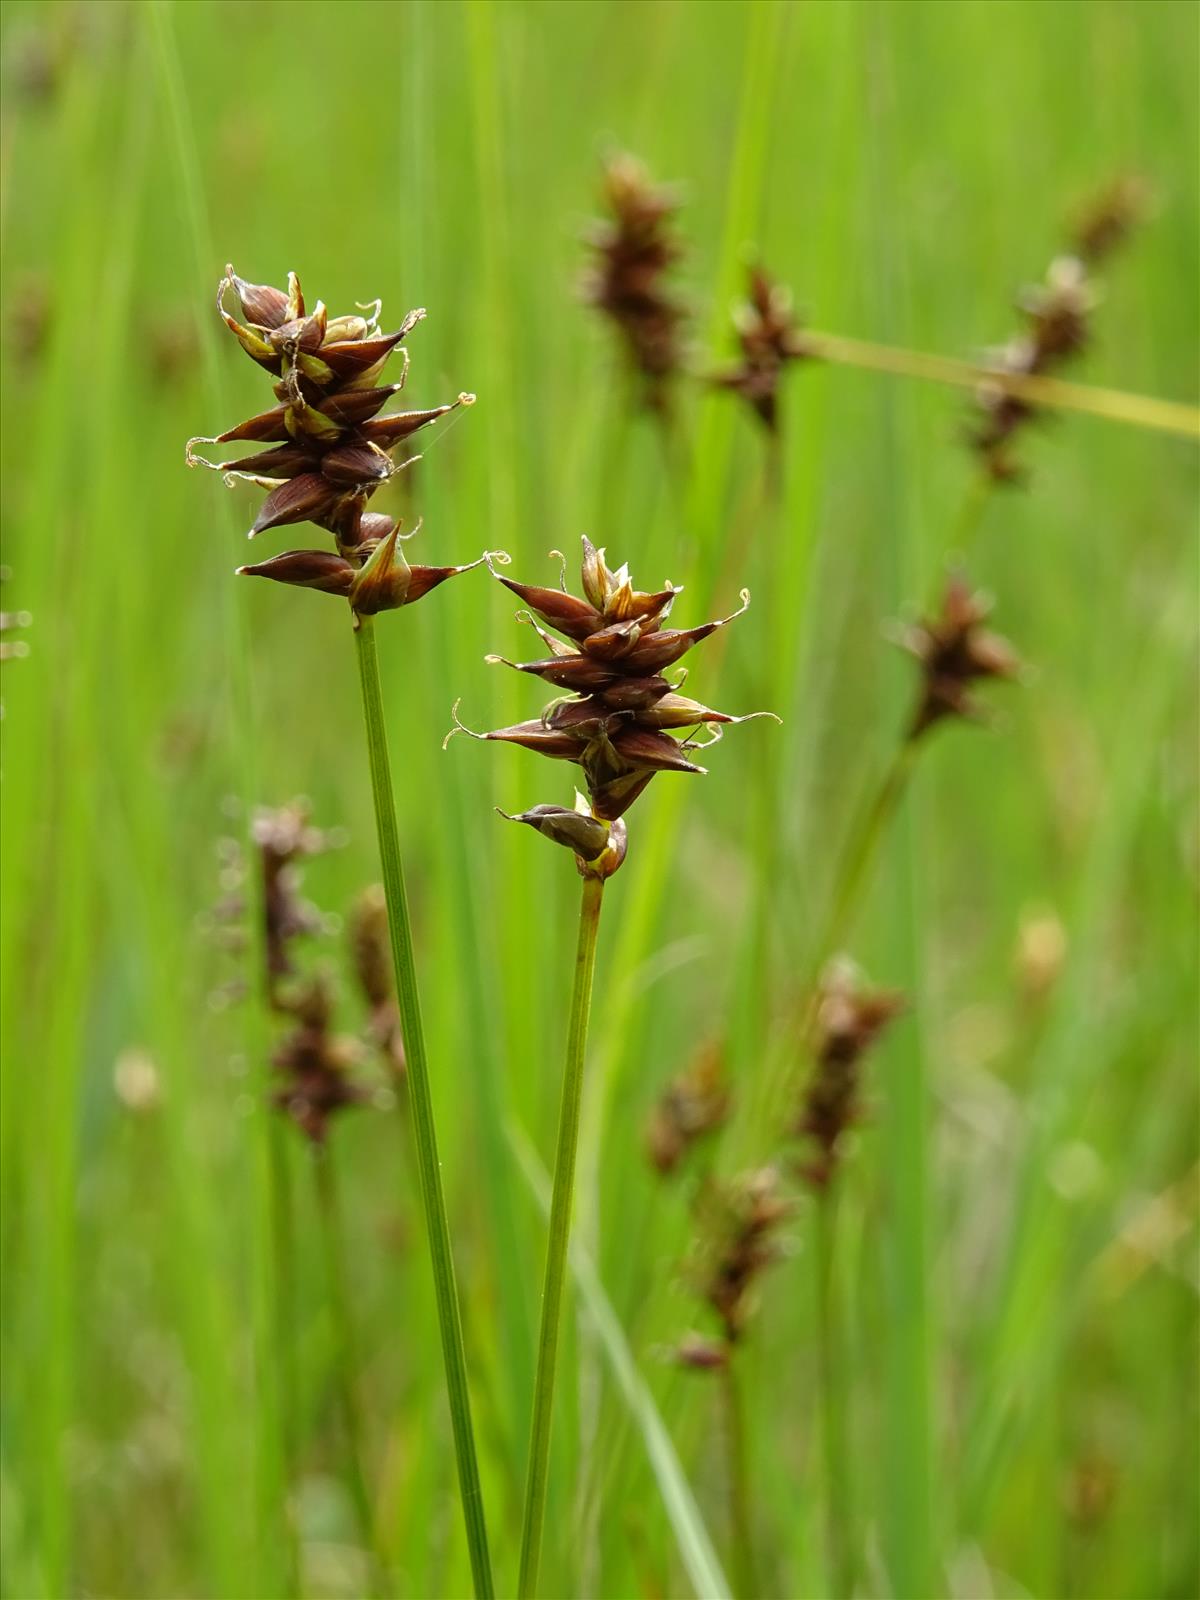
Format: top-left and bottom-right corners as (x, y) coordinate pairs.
(1071, 174), (1151, 267)
(583, 154), (688, 412)
(685, 1167), (793, 1348)
(710, 264), (809, 432)
(449, 538), (775, 871)
(644, 1042), (731, 1176)
(271, 970), (368, 1144)
(251, 801), (333, 989)
(795, 959), (905, 1192)
(969, 180), (1144, 481)
(188, 267), (491, 613)
(897, 575), (1022, 739)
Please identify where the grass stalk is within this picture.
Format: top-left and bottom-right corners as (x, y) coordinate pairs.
(519, 873), (606, 1598)
(352, 614), (494, 1600)
(313, 1147), (388, 1597)
(814, 1189), (853, 1599)
(800, 328), (1200, 439)
(720, 1362), (757, 1600)
(813, 740), (918, 979)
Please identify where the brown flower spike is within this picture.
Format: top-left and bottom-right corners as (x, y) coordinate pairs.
(271, 970), (368, 1145)
(970, 180), (1144, 481)
(449, 538), (774, 873)
(188, 266), (497, 612)
(683, 1167), (793, 1354)
(795, 959), (905, 1192)
(899, 575), (1022, 739)
(710, 264), (808, 432)
(583, 154), (687, 412)
(645, 1042), (731, 1176)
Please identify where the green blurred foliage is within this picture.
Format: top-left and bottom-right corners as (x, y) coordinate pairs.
(0, 1), (1196, 1597)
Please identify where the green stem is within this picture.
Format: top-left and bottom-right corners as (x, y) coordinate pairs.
(269, 1121), (301, 1596)
(352, 614), (494, 1599)
(313, 1148), (389, 1598)
(721, 1360), (757, 1600)
(800, 327), (1200, 440)
(518, 873), (606, 1598)
(814, 740), (917, 978)
(815, 1187), (854, 1599)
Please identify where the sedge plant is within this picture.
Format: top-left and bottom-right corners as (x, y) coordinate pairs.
(187, 270), (498, 1597)
(448, 536), (774, 1596)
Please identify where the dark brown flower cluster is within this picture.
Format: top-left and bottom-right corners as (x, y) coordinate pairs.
(899, 575), (1022, 739)
(794, 960), (904, 1192)
(229, 803), (408, 1142)
(583, 154), (687, 412)
(710, 265), (808, 432)
(450, 538), (771, 873)
(677, 1167), (793, 1368)
(970, 180), (1145, 481)
(271, 970), (368, 1145)
(245, 803), (367, 1142)
(644, 1042), (731, 1176)
(189, 267), (492, 613)
(253, 801), (335, 988)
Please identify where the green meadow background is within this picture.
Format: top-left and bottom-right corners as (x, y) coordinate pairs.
(1, 1), (1196, 1596)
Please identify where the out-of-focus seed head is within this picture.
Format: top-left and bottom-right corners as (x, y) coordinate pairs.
(1014, 905), (1069, 1004)
(252, 801), (333, 988)
(645, 1041), (731, 1176)
(685, 1167), (793, 1347)
(583, 153), (688, 413)
(897, 575), (1022, 739)
(188, 267), (487, 615)
(1072, 174), (1152, 267)
(795, 958), (905, 1191)
(271, 971), (368, 1144)
(449, 539), (774, 851)
(710, 264), (809, 432)
(673, 1333), (730, 1372)
(968, 181), (1145, 481)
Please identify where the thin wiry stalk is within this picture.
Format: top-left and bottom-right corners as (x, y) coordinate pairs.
(313, 1148), (389, 1598)
(352, 615), (494, 1599)
(268, 1124), (301, 1595)
(813, 741), (918, 981)
(815, 1189), (854, 1599)
(798, 328), (1200, 438)
(721, 1361), (758, 1600)
(519, 874), (606, 1598)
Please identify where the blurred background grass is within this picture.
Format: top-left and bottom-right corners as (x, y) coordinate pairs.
(0, 1), (1196, 1597)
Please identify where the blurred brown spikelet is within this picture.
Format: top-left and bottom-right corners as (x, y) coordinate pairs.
(795, 959), (905, 1192)
(349, 884), (405, 1075)
(251, 801), (333, 990)
(685, 1167), (793, 1348)
(1071, 174), (1151, 267)
(452, 537), (774, 871)
(710, 264), (808, 432)
(271, 970), (368, 1144)
(969, 178), (1146, 481)
(645, 1042), (731, 1176)
(583, 154), (688, 412)
(189, 267), (495, 611)
(898, 574), (1022, 739)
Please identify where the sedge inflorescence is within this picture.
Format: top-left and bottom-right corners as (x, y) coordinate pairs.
(583, 154), (688, 413)
(188, 266), (496, 614)
(969, 176), (1148, 481)
(710, 263), (809, 433)
(448, 538), (773, 876)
